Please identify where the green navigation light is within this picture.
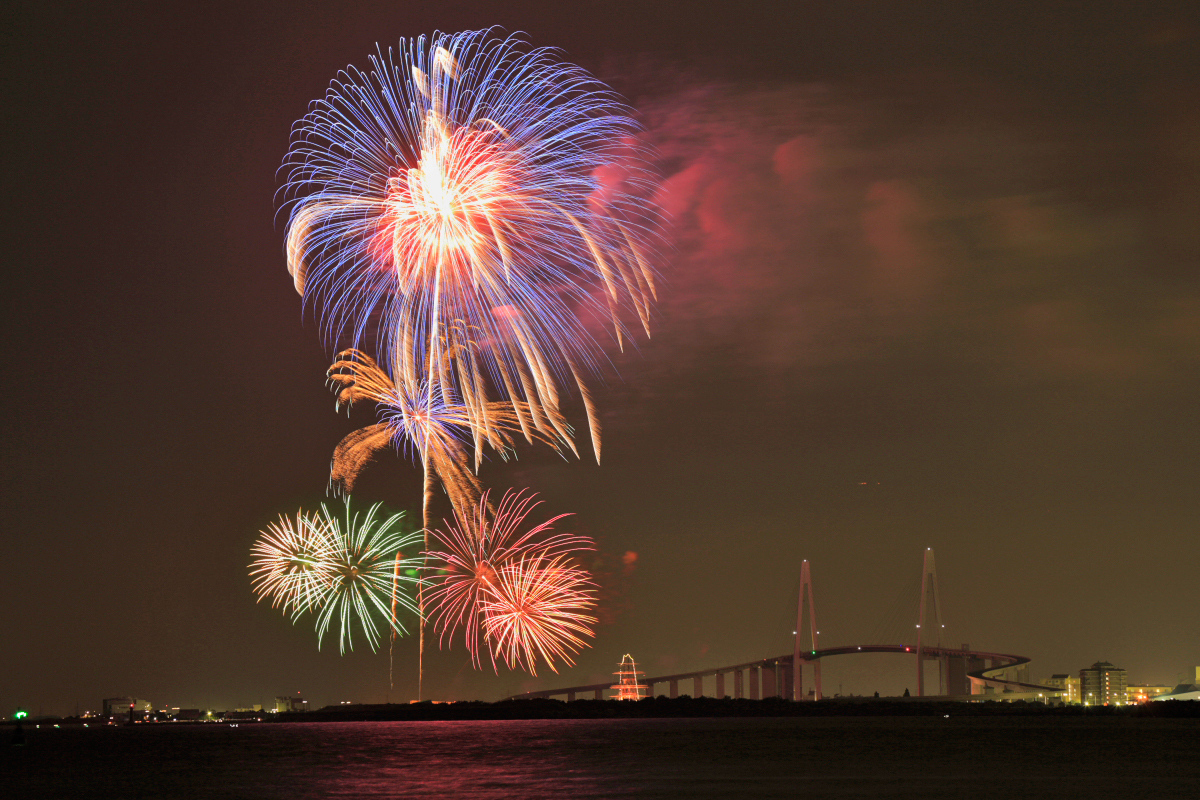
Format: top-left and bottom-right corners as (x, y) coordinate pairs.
(14, 710), (28, 719)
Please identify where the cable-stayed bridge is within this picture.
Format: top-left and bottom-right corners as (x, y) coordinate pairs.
(508, 549), (1061, 703)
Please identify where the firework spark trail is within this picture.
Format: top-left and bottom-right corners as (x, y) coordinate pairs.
(282, 29), (661, 464)
(423, 489), (594, 670)
(249, 510), (338, 617)
(481, 552), (598, 676)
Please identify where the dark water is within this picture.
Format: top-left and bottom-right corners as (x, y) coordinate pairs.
(4, 717), (1198, 798)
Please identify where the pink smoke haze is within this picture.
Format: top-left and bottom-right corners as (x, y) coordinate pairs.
(580, 73), (1200, 409)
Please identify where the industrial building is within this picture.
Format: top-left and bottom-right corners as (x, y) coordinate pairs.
(101, 697), (152, 720)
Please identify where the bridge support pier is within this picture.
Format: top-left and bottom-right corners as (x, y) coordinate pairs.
(734, 670), (744, 698)
(749, 667), (761, 700)
(693, 677), (703, 698)
(781, 664), (792, 700)
(669, 679), (678, 699)
(762, 664), (777, 698)
(594, 689), (602, 700)
(716, 672), (726, 698)
(793, 657), (823, 700)
(567, 692), (575, 702)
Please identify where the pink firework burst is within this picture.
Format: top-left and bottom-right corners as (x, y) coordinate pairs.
(482, 553), (597, 675)
(423, 489), (593, 669)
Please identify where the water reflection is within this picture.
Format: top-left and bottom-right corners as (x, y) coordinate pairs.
(7, 717), (1198, 799)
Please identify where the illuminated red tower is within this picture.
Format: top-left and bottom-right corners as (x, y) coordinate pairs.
(611, 654), (648, 700)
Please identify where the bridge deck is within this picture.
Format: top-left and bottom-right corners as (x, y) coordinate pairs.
(505, 645), (1060, 701)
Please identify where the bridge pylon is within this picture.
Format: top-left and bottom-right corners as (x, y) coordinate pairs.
(793, 560), (822, 700)
(915, 548), (945, 697)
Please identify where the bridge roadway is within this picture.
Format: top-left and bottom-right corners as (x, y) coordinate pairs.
(505, 645), (1061, 702)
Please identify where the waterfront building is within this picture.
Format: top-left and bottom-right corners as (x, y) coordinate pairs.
(1042, 674), (1080, 704)
(274, 695), (307, 712)
(1127, 685), (1173, 703)
(101, 697), (151, 719)
(1080, 661), (1127, 706)
(1152, 684), (1200, 701)
(1152, 671), (1200, 702)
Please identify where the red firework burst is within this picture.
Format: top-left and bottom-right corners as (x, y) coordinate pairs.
(482, 553), (597, 675)
(423, 489), (594, 670)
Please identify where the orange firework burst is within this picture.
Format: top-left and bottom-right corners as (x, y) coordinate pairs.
(325, 349), (573, 509)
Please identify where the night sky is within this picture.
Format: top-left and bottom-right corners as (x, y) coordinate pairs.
(4, 1), (1198, 716)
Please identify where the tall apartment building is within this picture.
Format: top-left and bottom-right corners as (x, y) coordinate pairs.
(1080, 661), (1127, 706)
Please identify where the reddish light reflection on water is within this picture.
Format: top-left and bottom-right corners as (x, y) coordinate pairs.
(6, 717), (1199, 798)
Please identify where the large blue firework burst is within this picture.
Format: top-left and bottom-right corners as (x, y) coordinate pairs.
(281, 28), (660, 461)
